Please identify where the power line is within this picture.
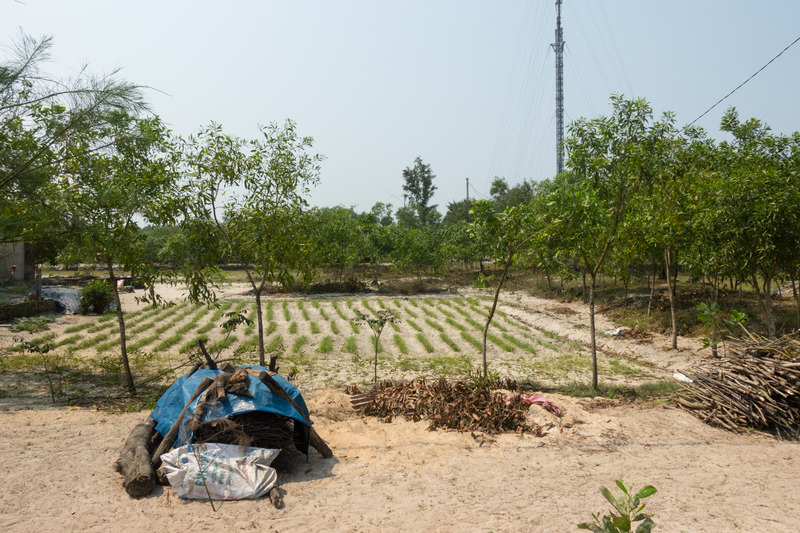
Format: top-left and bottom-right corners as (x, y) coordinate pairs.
(687, 34), (800, 128)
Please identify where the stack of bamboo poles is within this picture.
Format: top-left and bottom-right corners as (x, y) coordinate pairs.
(678, 333), (800, 437)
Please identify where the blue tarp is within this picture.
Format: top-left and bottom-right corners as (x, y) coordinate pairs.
(151, 367), (312, 447)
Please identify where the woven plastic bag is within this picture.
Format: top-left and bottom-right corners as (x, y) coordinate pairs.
(160, 443), (280, 500)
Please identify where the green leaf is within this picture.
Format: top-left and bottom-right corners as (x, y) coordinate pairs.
(615, 479), (629, 495)
(635, 517), (655, 533)
(634, 485), (657, 499)
(611, 515), (631, 531)
(598, 485), (617, 506)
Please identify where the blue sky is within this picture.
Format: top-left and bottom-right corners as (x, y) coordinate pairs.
(3, 0), (799, 213)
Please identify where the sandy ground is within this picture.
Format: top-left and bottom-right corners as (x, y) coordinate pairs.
(1, 282), (798, 531)
(1, 392), (798, 532)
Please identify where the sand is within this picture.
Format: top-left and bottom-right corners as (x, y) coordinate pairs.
(1, 282), (798, 531)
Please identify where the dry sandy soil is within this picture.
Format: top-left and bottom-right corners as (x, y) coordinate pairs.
(1, 283), (799, 532)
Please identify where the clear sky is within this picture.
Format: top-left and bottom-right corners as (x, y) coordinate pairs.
(3, 0), (799, 213)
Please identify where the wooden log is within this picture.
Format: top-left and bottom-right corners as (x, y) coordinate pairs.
(151, 376), (214, 468)
(309, 427), (333, 459)
(269, 485), (284, 509)
(197, 339), (218, 370)
(116, 417), (157, 498)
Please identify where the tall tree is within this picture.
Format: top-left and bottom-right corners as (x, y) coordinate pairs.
(550, 96), (662, 390)
(401, 156), (438, 226)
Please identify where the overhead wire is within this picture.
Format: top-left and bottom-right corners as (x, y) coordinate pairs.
(686, 33), (800, 128)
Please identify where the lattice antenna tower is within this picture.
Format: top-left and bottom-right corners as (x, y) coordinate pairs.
(552, 0), (565, 175)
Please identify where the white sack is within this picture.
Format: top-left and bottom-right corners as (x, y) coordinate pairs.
(160, 443), (280, 500)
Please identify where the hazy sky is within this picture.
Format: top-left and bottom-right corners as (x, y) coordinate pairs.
(3, 1), (799, 213)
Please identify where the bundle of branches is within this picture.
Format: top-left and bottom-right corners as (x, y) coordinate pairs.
(358, 378), (538, 434)
(678, 333), (800, 437)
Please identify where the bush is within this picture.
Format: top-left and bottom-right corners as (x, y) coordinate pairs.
(79, 280), (114, 315)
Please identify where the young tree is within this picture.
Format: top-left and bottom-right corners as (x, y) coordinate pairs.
(401, 156), (438, 226)
(184, 120), (323, 366)
(469, 200), (544, 378)
(51, 111), (179, 394)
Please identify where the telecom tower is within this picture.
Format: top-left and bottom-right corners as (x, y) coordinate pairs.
(552, 0), (565, 175)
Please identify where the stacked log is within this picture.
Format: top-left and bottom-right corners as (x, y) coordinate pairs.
(678, 333), (800, 437)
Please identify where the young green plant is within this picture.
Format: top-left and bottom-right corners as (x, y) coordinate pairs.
(353, 309), (398, 384)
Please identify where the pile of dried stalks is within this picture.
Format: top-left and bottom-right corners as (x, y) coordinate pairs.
(353, 378), (540, 434)
(678, 333), (800, 437)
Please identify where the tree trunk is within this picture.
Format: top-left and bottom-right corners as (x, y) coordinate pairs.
(664, 247), (678, 350)
(751, 273), (777, 339)
(116, 418), (157, 498)
(108, 261), (135, 395)
(792, 276), (800, 332)
(589, 272), (598, 391)
(482, 255), (512, 378)
(647, 258), (657, 317)
(582, 267), (588, 304)
(254, 288), (265, 366)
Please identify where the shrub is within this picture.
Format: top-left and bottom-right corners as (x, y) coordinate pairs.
(79, 280), (114, 315)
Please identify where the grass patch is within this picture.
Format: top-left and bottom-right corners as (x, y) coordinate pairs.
(266, 321), (278, 335)
(439, 332), (461, 352)
(424, 318), (444, 332)
(266, 335), (283, 352)
(416, 332), (435, 353)
(317, 336), (333, 353)
(292, 335), (309, 353)
(282, 301), (291, 321)
(393, 334), (409, 354)
(64, 322), (94, 334)
(266, 300), (274, 321)
(460, 331), (483, 351)
(54, 334), (83, 348)
(502, 333), (537, 354)
(404, 307), (419, 319)
(289, 322), (298, 334)
(179, 335), (209, 354)
(350, 321), (360, 334)
(343, 336), (358, 354)
(332, 300), (348, 320)
(208, 335), (237, 353)
(319, 307), (330, 320)
(445, 317), (466, 331)
(298, 301), (310, 321)
(330, 320), (340, 334)
(487, 332), (515, 352)
(310, 322), (321, 334)
(155, 334), (182, 352)
(406, 319), (423, 332)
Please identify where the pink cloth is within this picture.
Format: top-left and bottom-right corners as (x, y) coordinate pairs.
(516, 393), (563, 417)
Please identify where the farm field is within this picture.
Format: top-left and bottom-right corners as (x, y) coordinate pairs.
(0, 282), (675, 399)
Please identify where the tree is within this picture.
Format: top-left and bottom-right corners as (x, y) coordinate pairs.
(307, 206), (368, 280)
(401, 156), (438, 226)
(1, 32), (147, 194)
(709, 109), (800, 338)
(470, 200), (544, 378)
(551, 96), (660, 390)
(184, 120), (323, 366)
(51, 111), (179, 395)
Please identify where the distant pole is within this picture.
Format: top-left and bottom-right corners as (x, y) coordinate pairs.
(552, 0), (565, 175)
(466, 178), (469, 202)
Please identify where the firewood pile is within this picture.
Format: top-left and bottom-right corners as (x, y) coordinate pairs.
(352, 378), (542, 434)
(677, 333), (800, 437)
